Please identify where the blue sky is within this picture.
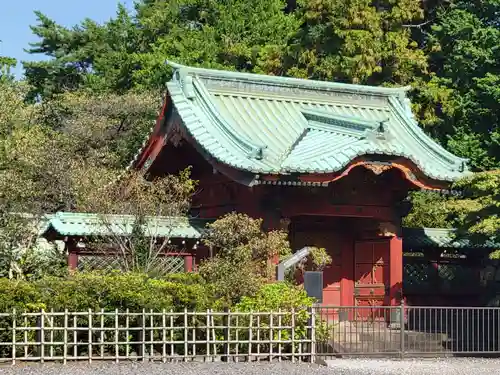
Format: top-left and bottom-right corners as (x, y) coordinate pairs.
(0, 0), (133, 78)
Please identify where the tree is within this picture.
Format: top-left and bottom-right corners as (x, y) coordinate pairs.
(284, 0), (427, 85)
(23, 1), (300, 97)
(402, 191), (454, 228)
(199, 213), (292, 305)
(79, 169), (196, 275)
(403, 171), (500, 259)
(0, 84), (170, 277)
(447, 171), (500, 247)
(421, 0), (500, 170)
(0, 55), (16, 83)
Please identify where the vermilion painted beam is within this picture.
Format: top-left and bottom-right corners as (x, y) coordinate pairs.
(259, 160), (449, 191)
(281, 203), (394, 221)
(135, 95), (170, 170)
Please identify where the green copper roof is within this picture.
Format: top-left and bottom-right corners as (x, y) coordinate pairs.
(37, 212), (497, 250)
(403, 228), (499, 249)
(41, 212), (207, 239)
(165, 61), (469, 182)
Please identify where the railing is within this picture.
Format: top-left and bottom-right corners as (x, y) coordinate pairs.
(0, 309), (315, 364)
(2, 305), (500, 364)
(315, 305), (500, 358)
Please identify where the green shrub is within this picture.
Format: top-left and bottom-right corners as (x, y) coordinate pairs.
(0, 278), (44, 311)
(162, 272), (206, 285)
(0, 271), (213, 313)
(229, 282), (316, 356)
(235, 282), (315, 312)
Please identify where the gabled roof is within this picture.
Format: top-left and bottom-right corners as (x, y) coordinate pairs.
(41, 212), (208, 240)
(161, 61), (469, 183)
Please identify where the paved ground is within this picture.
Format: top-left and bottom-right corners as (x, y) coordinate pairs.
(1, 358), (500, 374)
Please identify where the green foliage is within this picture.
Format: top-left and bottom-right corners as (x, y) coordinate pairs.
(0, 272), (212, 312)
(309, 247), (332, 271)
(233, 282), (316, 354)
(0, 214), (67, 280)
(422, 1), (500, 170)
(0, 278), (43, 312)
(236, 282), (315, 312)
(405, 171), (500, 256)
(0, 272), (316, 314)
(23, 1), (299, 97)
(0, 56), (16, 83)
(0, 275), (322, 358)
(447, 171), (500, 246)
(286, 0), (427, 85)
(403, 191), (454, 228)
(200, 213), (293, 305)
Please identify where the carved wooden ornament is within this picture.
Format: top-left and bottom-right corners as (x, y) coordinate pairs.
(378, 222), (399, 237)
(168, 121), (185, 147)
(364, 163), (393, 175)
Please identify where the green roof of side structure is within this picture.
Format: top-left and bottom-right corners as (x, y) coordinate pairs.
(165, 61), (469, 182)
(39, 214), (498, 250)
(402, 228), (499, 249)
(40, 212), (209, 240)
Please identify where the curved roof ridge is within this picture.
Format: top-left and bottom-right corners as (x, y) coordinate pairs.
(388, 96), (469, 174)
(191, 76), (266, 159)
(166, 60), (411, 97)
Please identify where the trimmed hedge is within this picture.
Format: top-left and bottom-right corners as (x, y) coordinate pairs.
(0, 272), (313, 313)
(0, 271), (213, 312)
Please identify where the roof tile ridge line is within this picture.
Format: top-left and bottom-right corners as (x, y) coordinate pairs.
(301, 108), (379, 134)
(278, 126), (310, 171)
(165, 60), (410, 97)
(190, 75), (267, 159)
(388, 96), (469, 170)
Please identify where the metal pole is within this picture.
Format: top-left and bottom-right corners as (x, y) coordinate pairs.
(399, 301), (405, 359)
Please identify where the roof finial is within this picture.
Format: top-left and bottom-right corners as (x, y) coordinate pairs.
(378, 119), (389, 133)
(375, 119), (390, 139)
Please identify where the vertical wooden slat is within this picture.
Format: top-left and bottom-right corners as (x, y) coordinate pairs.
(39, 310), (45, 363)
(114, 309), (119, 363)
(63, 309), (68, 364)
(269, 312), (273, 362)
(291, 308), (295, 363)
(100, 309), (105, 359)
(88, 309), (93, 363)
(11, 309), (16, 365)
(162, 309), (166, 363)
(183, 309), (188, 362)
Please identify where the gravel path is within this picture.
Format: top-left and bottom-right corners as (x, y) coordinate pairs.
(1, 358), (500, 375)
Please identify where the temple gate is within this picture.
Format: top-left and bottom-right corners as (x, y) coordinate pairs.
(54, 62), (471, 313)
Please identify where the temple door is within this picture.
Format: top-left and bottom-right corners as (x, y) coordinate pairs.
(354, 240), (390, 320)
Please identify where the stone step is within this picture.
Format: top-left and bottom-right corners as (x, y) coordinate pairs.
(325, 341), (452, 356)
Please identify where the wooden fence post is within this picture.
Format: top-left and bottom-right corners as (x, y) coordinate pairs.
(222, 307), (230, 362)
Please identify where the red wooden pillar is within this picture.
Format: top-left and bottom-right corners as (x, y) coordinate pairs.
(389, 235), (403, 305)
(68, 253), (78, 271)
(67, 239), (79, 272)
(340, 234), (354, 307)
(184, 254), (193, 272)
